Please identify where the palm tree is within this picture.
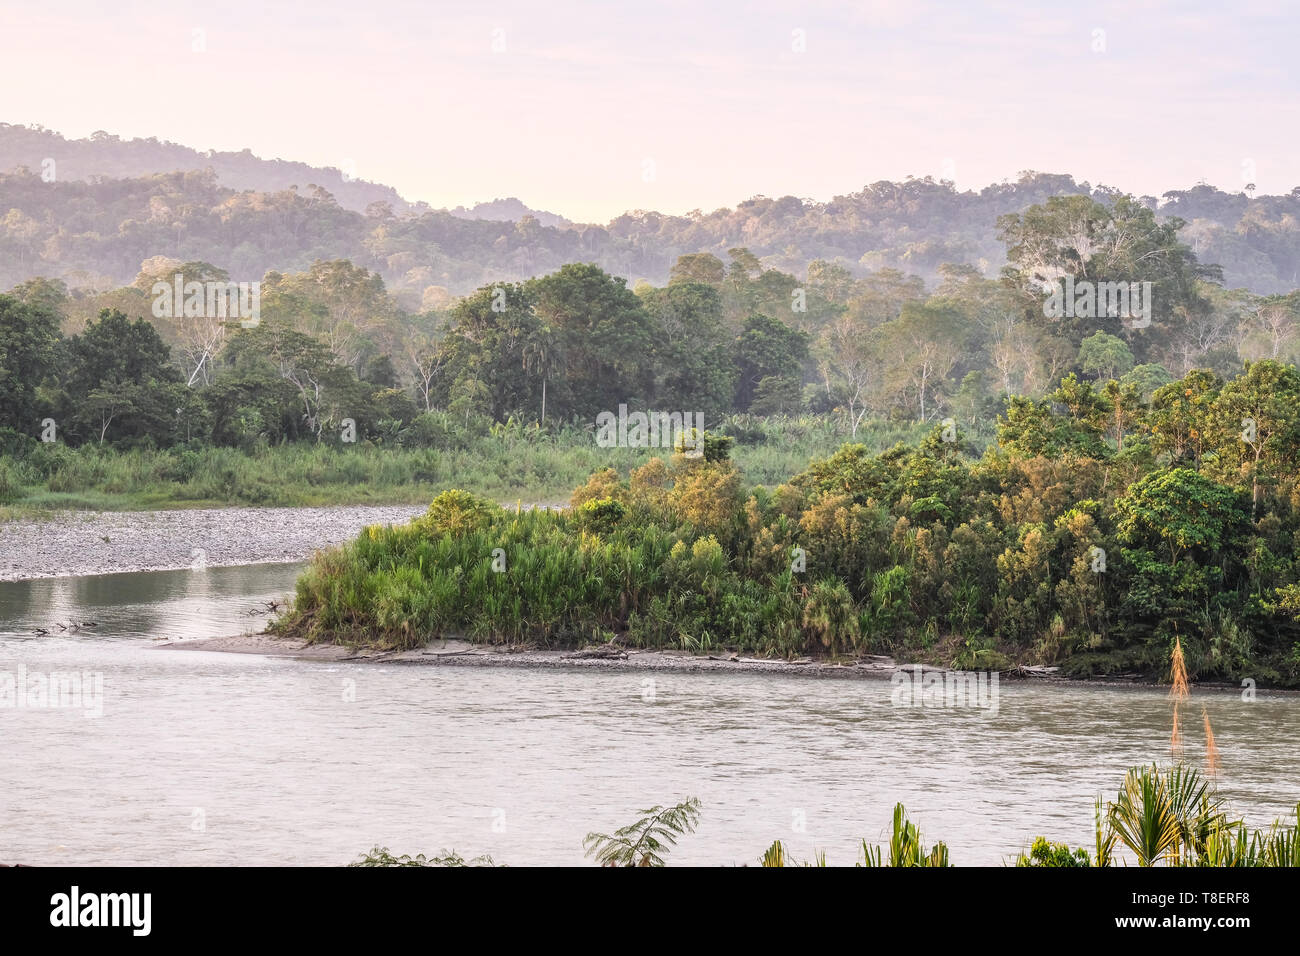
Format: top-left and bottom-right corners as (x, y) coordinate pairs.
(523, 324), (563, 425)
(801, 578), (860, 656)
(1108, 765), (1181, 866)
(1108, 764), (1231, 866)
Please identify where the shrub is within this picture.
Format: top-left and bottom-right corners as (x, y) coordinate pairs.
(570, 467), (626, 508)
(574, 497), (627, 534)
(1015, 837), (1091, 867)
(0, 459), (22, 503)
(415, 489), (500, 537)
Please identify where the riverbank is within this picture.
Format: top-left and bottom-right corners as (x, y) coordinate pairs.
(158, 631), (1280, 694)
(162, 632), (898, 677)
(0, 505), (428, 581)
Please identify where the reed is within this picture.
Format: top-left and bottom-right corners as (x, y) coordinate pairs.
(1169, 636), (1189, 753)
(1169, 637), (1190, 700)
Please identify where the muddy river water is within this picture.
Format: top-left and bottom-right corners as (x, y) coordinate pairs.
(2, 564), (1296, 866)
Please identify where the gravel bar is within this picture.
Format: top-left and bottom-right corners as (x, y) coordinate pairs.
(0, 505), (425, 581)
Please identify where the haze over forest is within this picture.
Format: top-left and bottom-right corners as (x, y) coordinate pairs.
(3, 123), (1298, 306)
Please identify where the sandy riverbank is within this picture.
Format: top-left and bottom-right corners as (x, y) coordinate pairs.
(0, 505), (425, 581)
(161, 632), (913, 679)
(160, 632), (1283, 693)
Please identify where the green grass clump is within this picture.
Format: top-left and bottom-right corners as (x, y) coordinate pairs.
(0, 414), (899, 516)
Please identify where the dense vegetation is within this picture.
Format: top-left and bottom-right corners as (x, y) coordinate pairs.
(278, 353), (1300, 686)
(4, 174), (1300, 688)
(3, 183), (1298, 463)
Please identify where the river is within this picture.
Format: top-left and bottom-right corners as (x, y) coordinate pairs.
(2, 564), (1297, 866)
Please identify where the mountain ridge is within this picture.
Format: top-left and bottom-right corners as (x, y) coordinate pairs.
(2, 123), (1298, 300)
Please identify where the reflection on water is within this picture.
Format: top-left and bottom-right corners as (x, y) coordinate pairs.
(1, 567), (1297, 866)
(0, 563), (304, 643)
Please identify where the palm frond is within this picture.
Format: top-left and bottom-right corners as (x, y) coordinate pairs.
(582, 797), (702, 867)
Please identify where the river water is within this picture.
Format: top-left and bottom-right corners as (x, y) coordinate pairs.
(2, 564), (1297, 866)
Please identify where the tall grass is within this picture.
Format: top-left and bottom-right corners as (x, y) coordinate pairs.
(0, 413), (890, 513)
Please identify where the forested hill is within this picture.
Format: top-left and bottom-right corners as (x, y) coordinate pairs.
(0, 123), (414, 215)
(0, 125), (573, 227)
(3, 123), (1299, 301)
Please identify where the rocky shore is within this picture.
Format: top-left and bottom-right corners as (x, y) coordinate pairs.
(0, 505), (424, 581)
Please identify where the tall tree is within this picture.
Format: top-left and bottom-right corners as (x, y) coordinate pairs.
(62, 309), (185, 444)
(528, 263), (655, 420)
(639, 281), (735, 419)
(733, 312), (808, 412)
(875, 303), (967, 422)
(0, 293), (62, 432)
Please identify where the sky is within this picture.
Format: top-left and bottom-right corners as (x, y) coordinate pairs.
(1, 0), (1297, 222)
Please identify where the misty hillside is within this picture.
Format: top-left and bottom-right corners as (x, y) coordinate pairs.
(2, 124), (1298, 302)
(0, 123), (420, 215)
(0, 124), (573, 228)
(447, 197), (573, 229)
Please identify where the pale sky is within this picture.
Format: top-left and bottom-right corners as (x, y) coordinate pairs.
(2, 0), (1297, 222)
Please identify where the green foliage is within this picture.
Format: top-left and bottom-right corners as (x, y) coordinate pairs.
(695, 432), (736, 463)
(271, 359), (1300, 685)
(415, 489), (500, 537)
(802, 578), (861, 655)
(574, 496), (626, 534)
(0, 294), (61, 431)
(1089, 765), (1300, 868)
(857, 803), (951, 867)
(1106, 764), (1229, 867)
(1015, 836), (1091, 867)
(60, 309), (188, 445)
(2, 136), (1296, 302)
(0, 458), (20, 504)
(638, 281), (736, 419)
(759, 840), (790, 867)
(582, 797), (702, 867)
(734, 312), (809, 412)
(1115, 468), (1248, 565)
(997, 392), (1108, 459)
(1078, 332), (1135, 381)
(0, 418), (854, 513)
(999, 192), (1222, 351)
(1122, 363), (1173, 401)
(12, 234), (1300, 685)
(348, 846), (500, 867)
(1095, 794), (1117, 868)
